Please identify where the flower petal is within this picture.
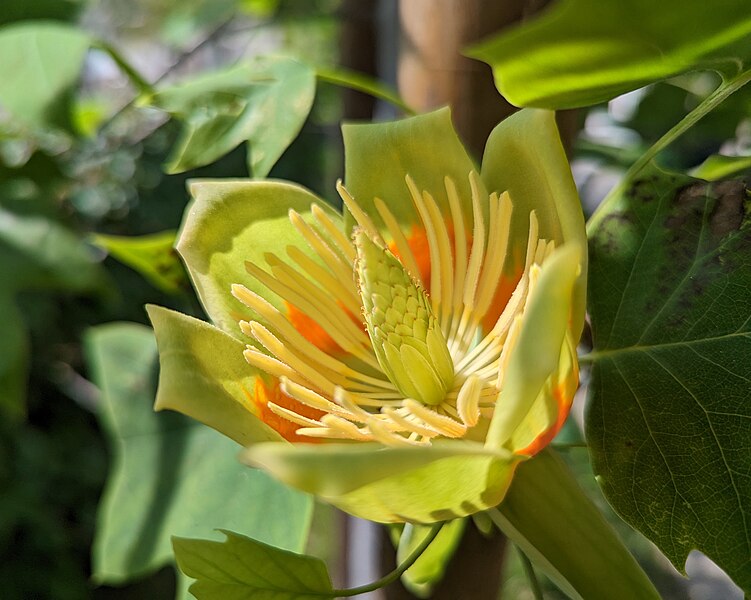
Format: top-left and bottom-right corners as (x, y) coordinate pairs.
(485, 244), (581, 452)
(242, 441), (524, 523)
(342, 107), (483, 234)
(177, 180), (340, 337)
(481, 109), (587, 337)
(147, 304), (283, 446)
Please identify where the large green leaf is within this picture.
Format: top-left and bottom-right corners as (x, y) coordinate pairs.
(85, 323), (312, 593)
(467, 0), (751, 108)
(0, 22), (91, 128)
(492, 450), (660, 600)
(0, 205), (103, 417)
(173, 530), (334, 599)
(0, 206), (102, 292)
(586, 169), (751, 592)
(149, 56), (315, 176)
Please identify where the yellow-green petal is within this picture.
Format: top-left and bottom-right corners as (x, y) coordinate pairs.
(486, 244), (581, 451)
(147, 305), (282, 446)
(342, 107), (483, 234)
(241, 441), (523, 523)
(481, 109), (587, 337)
(177, 180), (340, 338)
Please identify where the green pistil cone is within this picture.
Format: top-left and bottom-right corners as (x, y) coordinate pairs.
(354, 229), (454, 405)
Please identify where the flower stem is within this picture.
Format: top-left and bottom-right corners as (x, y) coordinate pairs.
(586, 68), (751, 235)
(516, 545), (545, 600)
(331, 522), (443, 597)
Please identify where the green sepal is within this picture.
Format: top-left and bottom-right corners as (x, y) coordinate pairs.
(481, 109), (587, 338)
(241, 441), (523, 523)
(147, 304), (283, 446)
(177, 179), (338, 337)
(342, 107), (482, 233)
(487, 245), (581, 451)
(494, 450), (660, 600)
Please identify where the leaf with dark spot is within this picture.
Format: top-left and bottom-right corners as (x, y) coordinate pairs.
(586, 166), (751, 593)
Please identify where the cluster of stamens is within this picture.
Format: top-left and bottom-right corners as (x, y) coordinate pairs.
(231, 172), (554, 446)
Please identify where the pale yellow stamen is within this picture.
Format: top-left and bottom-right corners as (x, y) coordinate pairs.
(373, 197), (423, 285)
(234, 172), (556, 446)
(310, 203), (357, 263)
(457, 375), (482, 427)
(288, 209), (354, 284)
(336, 180), (384, 245)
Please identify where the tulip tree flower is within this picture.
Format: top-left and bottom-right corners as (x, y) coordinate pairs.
(148, 107), (586, 523)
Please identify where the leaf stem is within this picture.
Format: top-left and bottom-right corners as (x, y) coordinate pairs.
(92, 40), (154, 95)
(516, 545), (545, 600)
(316, 67), (417, 115)
(587, 68), (751, 235)
(331, 522), (443, 597)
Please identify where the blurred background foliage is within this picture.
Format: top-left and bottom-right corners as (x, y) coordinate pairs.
(1, 0), (750, 598)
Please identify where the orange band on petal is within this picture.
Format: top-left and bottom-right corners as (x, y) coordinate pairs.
(250, 378), (324, 443)
(514, 382), (574, 457)
(389, 224), (432, 287)
(285, 301), (344, 355)
(480, 265), (523, 333)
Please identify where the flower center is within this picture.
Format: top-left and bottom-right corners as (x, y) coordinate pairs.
(355, 229), (454, 406)
(231, 172), (553, 446)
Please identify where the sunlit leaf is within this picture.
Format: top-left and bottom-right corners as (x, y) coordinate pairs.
(174, 530), (334, 600)
(92, 231), (187, 294)
(467, 0), (751, 108)
(689, 154), (751, 181)
(149, 56), (315, 176)
(85, 323), (312, 593)
(316, 67), (414, 114)
(0, 22), (91, 128)
(586, 167), (751, 592)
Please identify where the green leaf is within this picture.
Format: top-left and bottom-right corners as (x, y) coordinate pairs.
(85, 323), (312, 590)
(92, 231), (187, 294)
(467, 0), (751, 108)
(492, 450), (660, 600)
(0, 205), (104, 418)
(586, 168), (751, 592)
(316, 67), (414, 114)
(397, 520), (465, 597)
(0, 207), (102, 291)
(174, 530), (334, 600)
(689, 154), (751, 181)
(149, 56), (315, 176)
(0, 22), (91, 128)
(242, 440), (522, 523)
